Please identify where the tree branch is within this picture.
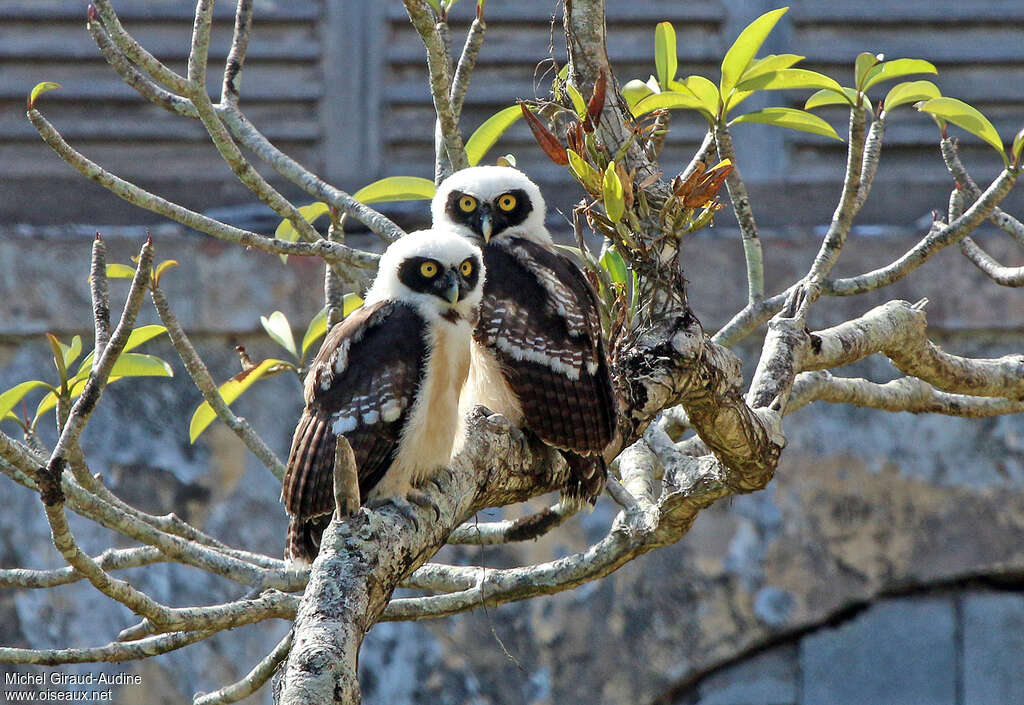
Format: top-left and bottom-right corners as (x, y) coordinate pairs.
(804, 299), (1024, 398)
(194, 630), (293, 705)
(789, 370), (1024, 417)
(714, 125), (765, 303)
(151, 285), (288, 481)
(404, 0), (469, 174)
(806, 106), (867, 281)
(0, 630), (213, 666)
(824, 167), (1018, 295)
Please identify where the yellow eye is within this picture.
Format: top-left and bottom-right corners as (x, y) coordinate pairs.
(420, 261), (438, 278)
(497, 194), (517, 211)
(460, 259), (474, 276)
(458, 195), (477, 213)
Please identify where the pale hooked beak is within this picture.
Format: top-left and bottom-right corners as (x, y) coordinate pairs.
(441, 271), (460, 304)
(480, 212), (493, 243)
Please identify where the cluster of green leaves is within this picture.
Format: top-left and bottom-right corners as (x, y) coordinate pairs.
(621, 6), (1022, 166)
(0, 326), (171, 433)
(188, 293), (362, 442)
(622, 8), (843, 140)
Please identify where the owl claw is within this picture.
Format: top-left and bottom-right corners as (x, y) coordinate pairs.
(407, 488), (441, 522)
(366, 496), (420, 531)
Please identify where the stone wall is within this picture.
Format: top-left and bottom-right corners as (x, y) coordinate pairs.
(0, 223), (1022, 704)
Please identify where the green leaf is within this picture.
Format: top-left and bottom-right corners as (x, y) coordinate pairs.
(301, 308), (328, 359)
(566, 83), (587, 118)
(917, 97), (1007, 164)
(61, 335), (83, 370)
(154, 259), (179, 285)
(621, 79), (655, 108)
(189, 359), (291, 443)
(73, 324), (168, 381)
(352, 176), (435, 204)
(631, 91), (715, 122)
(36, 354), (173, 422)
(730, 107), (843, 141)
(672, 76), (720, 117)
(28, 81), (61, 108)
(553, 244), (585, 261)
(600, 246), (628, 287)
(105, 263), (137, 279)
(720, 7), (789, 99)
(736, 68), (845, 95)
(465, 105), (523, 166)
(1013, 126), (1024, 164)
(107, 353), (173, 378)
(739, 53), (805, 84)
(260, 311), (297, 359)
(341, 292), (363, 317)
(300, 293), (363, 359)
(725, 89), (756, 116)
(854, 52), (882, 89)
(34, 386), (72, 422)
(123, 325), (168, 354)
(275, 202), (330, 245)
(883, 80), (941, 113)
(566, 149), (603, 193)
(45, 334), (67, 386)
(654, 22), (678, 90)
(804, 87), (863, 111)
(276, 203), (330, 262)
(602, 163), (625, 223)
(862, 58), (937, 92)
(0, 380), (52, 421)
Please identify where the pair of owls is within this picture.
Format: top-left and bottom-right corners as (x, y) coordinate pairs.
(282, 167), (617, 563)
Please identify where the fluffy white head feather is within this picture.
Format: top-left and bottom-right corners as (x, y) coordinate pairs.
(432, 166), (552, 247)
(365, 229), (485, 321)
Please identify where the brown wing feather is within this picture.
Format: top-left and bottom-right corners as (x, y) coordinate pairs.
(477, 237), (617, 502)
(282, 300), (428, 561)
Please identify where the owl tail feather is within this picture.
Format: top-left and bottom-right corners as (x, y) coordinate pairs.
(285, 514), (331, 566)
(559, 450), (606, 511)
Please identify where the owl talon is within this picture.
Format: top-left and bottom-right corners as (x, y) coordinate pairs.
(407, 488), (441, 522)
(366, 496), (420, 531)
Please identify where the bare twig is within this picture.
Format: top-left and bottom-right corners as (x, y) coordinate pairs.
(714, 125), (764, 303)
(404, 0), (469, 173)
(27, 108), (378, 269)
(789, 371), (1024, 417)
(38, 240), (153, 505)
(941, 137), (1024, 246)
(855, 116), (885, 210)
(447, 504), (576, 545)
(221, 0), (255, 106)
(0, 547), (165, 589)
(0, 630), (213, 665)
(193, 630), (293, 704)
(959, 237), (1024, 286)
(151, 286), (288, 481)
(450, 16), (487, 120)
(89, 233), (111, 360)
(807, 106), (867, 281)
(824, 168), (1018, 295)
(804, 299), (1024, 398)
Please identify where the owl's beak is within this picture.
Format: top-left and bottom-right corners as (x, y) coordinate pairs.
(441, 271), (461, 304)
(479, 212), (493, 243)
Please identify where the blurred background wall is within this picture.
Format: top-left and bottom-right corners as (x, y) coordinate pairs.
(1, 1), (1022, 703)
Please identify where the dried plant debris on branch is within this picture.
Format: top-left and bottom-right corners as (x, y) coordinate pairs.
(2, 2), (1023, 704)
